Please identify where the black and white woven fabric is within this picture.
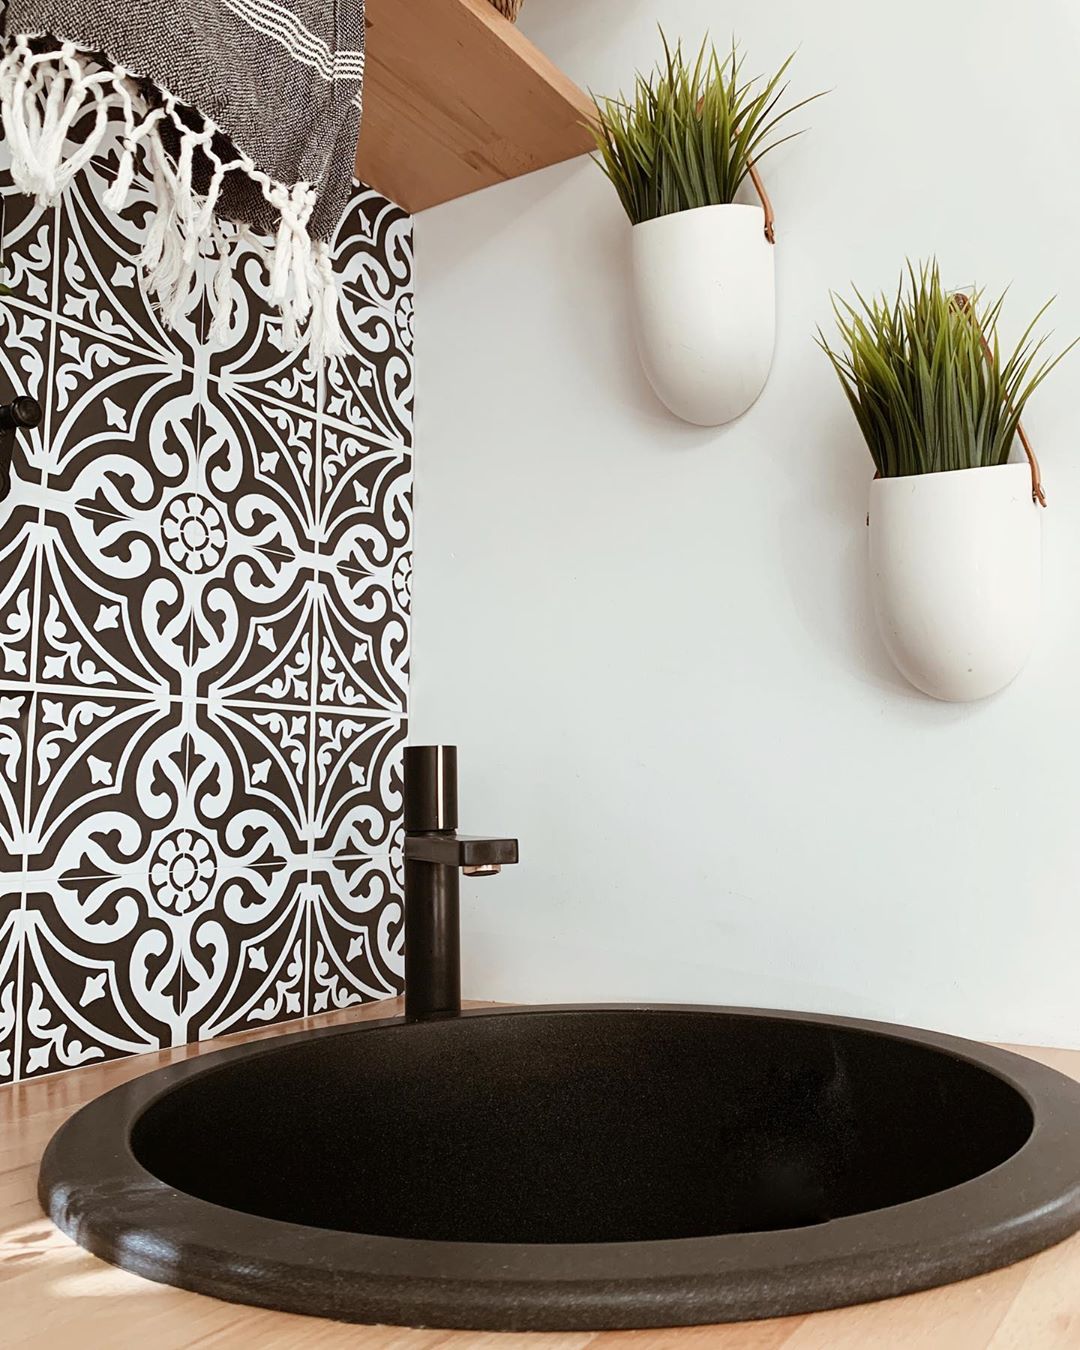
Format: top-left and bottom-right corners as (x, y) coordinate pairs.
(0, 0), (365, 357)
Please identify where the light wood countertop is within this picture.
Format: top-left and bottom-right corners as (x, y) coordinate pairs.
(4, 999), (1079, 1349)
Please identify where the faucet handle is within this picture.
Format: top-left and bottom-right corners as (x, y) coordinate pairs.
(403, 832), (518, 873)
(404, 745), (458, 832)
(403, 745), (518, 875)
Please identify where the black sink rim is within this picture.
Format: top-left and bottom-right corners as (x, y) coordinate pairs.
(39, 1003), (1080, 1332)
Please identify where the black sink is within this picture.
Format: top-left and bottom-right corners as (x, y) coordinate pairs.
(39, 1004), (1080, 1331)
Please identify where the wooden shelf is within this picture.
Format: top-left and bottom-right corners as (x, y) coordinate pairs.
(353, 0), (595, 213)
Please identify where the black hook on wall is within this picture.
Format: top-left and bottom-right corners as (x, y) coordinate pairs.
(0, 396), (42, 498)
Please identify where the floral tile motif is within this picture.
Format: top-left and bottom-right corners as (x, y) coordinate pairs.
(189, 864), (309, 1041)
(311, 711), (405, 858)
(206, 239), (320, 411)
(0, 891), (21, 1082)
(0, 503), (42, 684)
(37, 352), (321, 700)
(44, 324), (194, 494)
(0, 298), (52, 476)
(195, 554), (317, 705)
(316, 561), (409, 714)
(323, 185), (413, 447)
(19, 884), (169, 1078)
(0, 173), (55, 312)
(33, 509), (185, 696)
(54, 144), (207, 363)
(324, 285), (413, 446)
(318, 432), (410, 714)
(331, 185), (412, 315)
(186, 698), (311, 868)
(0, 686), (32, 870)
(201, 379), (318, 555)
(319, 425), (411, 555)
(309, 855), (404, 1012)
(22, 691), (188, 880)
(59, 505), (200, 692)
(0, 140), (411, 1078)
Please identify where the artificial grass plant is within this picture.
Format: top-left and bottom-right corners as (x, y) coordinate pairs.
(818, 261), (1074, 480)
(588, 34), (822, 226)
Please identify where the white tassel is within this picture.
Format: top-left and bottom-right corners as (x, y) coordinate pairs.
(101, 71), (146, 212)
(310, 241), (345, 363)
(102, 139), (136, 210)
(208, 225), (237, 344)
(1, 41), (40, 176)
(0, 35), (345, 361)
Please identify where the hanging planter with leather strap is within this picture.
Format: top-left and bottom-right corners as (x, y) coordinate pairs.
(821, 266), (1073, 703)
(631, 160), (775, 426)
(869, 440), (1044, 704)
(589, 36), (823, 428)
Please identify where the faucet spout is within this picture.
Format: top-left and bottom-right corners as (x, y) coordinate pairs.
(402, 745), (518, 1022)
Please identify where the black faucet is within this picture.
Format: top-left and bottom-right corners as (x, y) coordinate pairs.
(0, 395), (42, 499)
(403, 745), (518, 1022)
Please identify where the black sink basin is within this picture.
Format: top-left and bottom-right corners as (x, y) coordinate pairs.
(40, 1004), (1080, 1331)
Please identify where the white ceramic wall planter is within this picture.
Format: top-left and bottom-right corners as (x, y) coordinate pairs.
(631, 203), (775, 426)
(868, 463), (1042, 702)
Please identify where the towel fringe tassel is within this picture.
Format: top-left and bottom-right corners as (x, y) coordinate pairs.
(0, 35), (344, 362)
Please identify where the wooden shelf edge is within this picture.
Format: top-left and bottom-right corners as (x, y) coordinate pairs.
(354, 0), (596, 214)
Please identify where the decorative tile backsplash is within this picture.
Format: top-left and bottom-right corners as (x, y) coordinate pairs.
(0, 130), (411, 1081)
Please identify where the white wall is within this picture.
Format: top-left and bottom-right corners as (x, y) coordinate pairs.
(410, 0), (1080, 1047)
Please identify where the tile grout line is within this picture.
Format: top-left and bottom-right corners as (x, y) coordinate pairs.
(177, 355), (214, 1038)
(10, 894), (27, 1082)
(5, 293), (414, 449)
(0, 682), (407, 718)
(303, 364), (327, 1011)
(304, 408), (323, 1011)
(303, 866), (313, 1018)
(11, 226), (58, 1079)
(36, 200), (61, 500)
(8, 850), (401, 890)
(10, 849), (400, 878)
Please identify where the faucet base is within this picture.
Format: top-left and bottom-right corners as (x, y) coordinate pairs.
(403, 857), (461, 1022)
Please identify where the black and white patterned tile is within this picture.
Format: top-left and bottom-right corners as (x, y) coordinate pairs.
(331, 187), (413, 316)
(0, 503), (41, 685)
(21, 689), (188, 879)
(0, 167), (54, 313)
(32, 509), (186, 696)
(55, 159), (207, 363)
(324, 187), (414, 449)
(20, 883), (170, 1077)
(0, 298), (51, 476)
(309, 855), (404, 1010)
(44, 324), (195, 494)
(311, 710), (405, 859)
(206, 240), (320, 412)
(200, 377), (319, 556)
(0, 888), (22, 1083)
(325, 286), (414, 447)
(0, 121), (412, 1079)
(0, 687), (32, 871)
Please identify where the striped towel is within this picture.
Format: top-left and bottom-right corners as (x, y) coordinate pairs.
(0, 0), (365, 358)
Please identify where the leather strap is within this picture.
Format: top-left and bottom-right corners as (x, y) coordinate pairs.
(747, 157), (775, 244)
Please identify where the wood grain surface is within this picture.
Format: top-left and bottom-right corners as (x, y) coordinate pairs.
(353, 0), (595, 211)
